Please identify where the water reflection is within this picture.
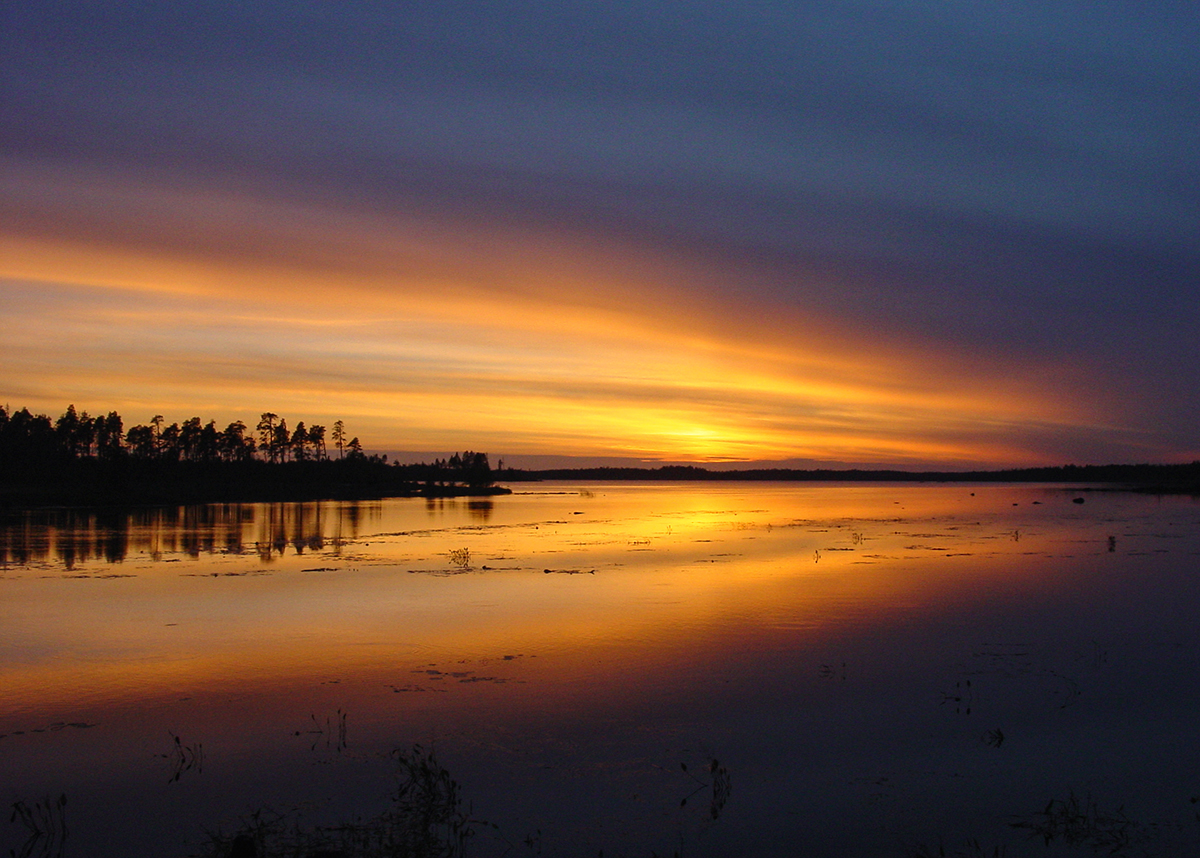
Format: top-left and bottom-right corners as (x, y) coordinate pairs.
(424, 495), (494, 520)
(3, 484), (1200, 857)
(0, 500), (382, 568)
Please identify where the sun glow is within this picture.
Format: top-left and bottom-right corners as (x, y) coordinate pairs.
(0, 163), (1115, 467)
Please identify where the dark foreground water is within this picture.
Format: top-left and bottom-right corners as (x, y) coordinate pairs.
(3, 482), (1200, 857)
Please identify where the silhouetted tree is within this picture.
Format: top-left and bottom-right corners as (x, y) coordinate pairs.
(180, 417), (202, 461)
(0, 407), (55, 468)
(308, 424), (326, 460)
(96, 411), (124, 461)
(221, 421), (254, 462)
(332, 420), (346, 459)
(291, 422), (308, 462)
(256, 413), (280, 462)
(78, 410), (96, 458)
(151, 415), (165, 455)
(198, 420), (220, 462)
(159, 422), (181, 462)
(451, 451), (492, 487)
(126, 424), (155, 459)
(56, 405), (83, 458)
(273, 419), (291, 463)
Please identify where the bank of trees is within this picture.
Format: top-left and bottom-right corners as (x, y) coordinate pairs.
(418, 450), (494, 489)
(0, 405), (368, 466)
(0, 404), (498, 502)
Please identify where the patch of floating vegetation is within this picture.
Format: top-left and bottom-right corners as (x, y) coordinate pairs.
(1, 721), (97, 740)
(1010, 790), (1151, 853)
(184, 570), (268, 577)
(388, 683), (448, 693)
(62, 571), (136, 578)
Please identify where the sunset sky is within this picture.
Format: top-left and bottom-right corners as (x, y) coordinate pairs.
(3, 2), (1197, 469)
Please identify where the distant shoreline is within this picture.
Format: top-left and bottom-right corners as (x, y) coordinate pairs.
(4, 461), (1196, 510)
(498, 462), (1200, 493)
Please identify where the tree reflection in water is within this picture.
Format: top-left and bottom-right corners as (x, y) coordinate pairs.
(0, 500), (382, 568)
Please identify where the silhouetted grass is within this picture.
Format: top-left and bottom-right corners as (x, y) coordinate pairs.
(198, 745), (484, 858)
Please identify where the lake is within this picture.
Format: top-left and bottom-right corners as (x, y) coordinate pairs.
(3, 482), (1200, 857)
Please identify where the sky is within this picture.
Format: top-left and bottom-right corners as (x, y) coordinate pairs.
(2, 2), (1198, 469)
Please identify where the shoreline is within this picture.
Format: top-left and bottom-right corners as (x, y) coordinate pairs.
(0, 461), (511, 511)
(496, 461), (1200, 494)
(3, 461), (1195, 511)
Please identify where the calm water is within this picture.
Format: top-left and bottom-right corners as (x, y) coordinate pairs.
(3, 482), (1200, 857)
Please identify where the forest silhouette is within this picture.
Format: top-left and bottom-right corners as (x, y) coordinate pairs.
(3, 403), (1196, 507)
(0, 404), (502, 506)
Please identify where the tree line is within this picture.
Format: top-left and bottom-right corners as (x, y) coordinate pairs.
(0, 404), (365, 465)
(0, 404), (500, 504)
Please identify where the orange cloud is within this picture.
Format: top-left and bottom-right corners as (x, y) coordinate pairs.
(1, 160), (1127, 467)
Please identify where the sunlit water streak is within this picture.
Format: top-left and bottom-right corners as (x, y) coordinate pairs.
(2, 482), (1200, 856)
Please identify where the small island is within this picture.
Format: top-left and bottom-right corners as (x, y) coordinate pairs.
(0, 404), (508, 507)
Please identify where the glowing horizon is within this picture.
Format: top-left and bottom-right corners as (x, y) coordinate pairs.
(0, 174), (1171, 470)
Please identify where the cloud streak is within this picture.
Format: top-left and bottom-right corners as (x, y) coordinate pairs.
(2, 2), (1197, 467)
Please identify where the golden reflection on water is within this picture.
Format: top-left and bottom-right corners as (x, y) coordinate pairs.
(0, 482), (1152, 716)
(5, 483), (1200, 856)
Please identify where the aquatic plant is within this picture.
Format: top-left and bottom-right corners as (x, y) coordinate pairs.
(199, 744), (482, 858)
(939, 680), (972, 715)
(1010, 791), (1138, 851)
(295, 710), (348, 753)
(8, 793), (67, 858)
(161, 731), (205, 783)
(677, 758), (732, 821)
(388, 743), (478, 856)
(818, 661), (848, 681)
(907, 839), (1006, 857)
